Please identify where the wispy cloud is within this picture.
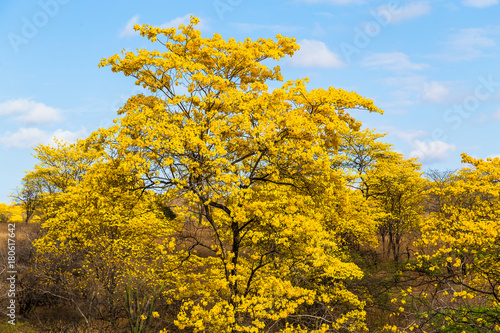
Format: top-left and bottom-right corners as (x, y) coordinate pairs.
(410, 140), (456, 163)
(0, 99), (63, 125)
(119, 14), (207, 39)
(289, 39), (345, 68)
(160, 14), (208, 30)
(376, 1), (431, 24)
(383, 75), (426, 90)
(493, 108), (500, 120)
(361, 52), (428, 72)
(378, 100), (416, 114)
(119, 14), (140, 38)
(441, 27), (498, 61)
(421, 81), (451, 104)
(462, 0), (498, 8)
(0, 127), (86, 149)
(380, 75), (426, 112)
(383, 76), (453, 106)
(391, 128), (428, 143)
(384, 127), (456, 164)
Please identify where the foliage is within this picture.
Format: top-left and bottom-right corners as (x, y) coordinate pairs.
(124, 275), (164, 333)
(335, 128), (395, 195)
(11, 182), (40, 224)
(29, 16), (385, 332)
(0, 321), (36, 333)
(30, 151), (185, 330)
(364, 154), (425, 262)
(0, 202), (24, 223)
(18, 14), (500, 333)
(394, 154), (500, 332)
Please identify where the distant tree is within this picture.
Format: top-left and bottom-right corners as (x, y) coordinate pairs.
(423, 168), (457, 215)
(12, 181), (40, 223)
(0, 202), (24, 223)
(399, 154), (500, 332)
(365, 154), (426, 262)
(335, 128), (396, 198)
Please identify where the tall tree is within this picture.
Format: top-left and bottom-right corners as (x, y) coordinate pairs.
(35, 17), (383, 332)
(364, 154), (425, 262)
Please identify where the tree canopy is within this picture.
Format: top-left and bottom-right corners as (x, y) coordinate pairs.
(31, 16), (386, 332)
(12, 15), (500, 333)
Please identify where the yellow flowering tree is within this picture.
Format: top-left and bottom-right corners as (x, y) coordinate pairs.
(364, 154), (425, 262)
(335, 128), (395, 195)
(33, 16), (384, 332)
(0, 202), (24, 223)
(396, 154), (500, 332)
(29, 139), (187, 330)
(14, 139), (102, 225)
(332, 128), (397, 250)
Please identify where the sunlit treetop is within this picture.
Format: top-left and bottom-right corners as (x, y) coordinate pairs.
(97, 16), (383, 199)
(100, 16), (298, 91)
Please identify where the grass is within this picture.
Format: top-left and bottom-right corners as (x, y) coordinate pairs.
(0, 321), (37, 333)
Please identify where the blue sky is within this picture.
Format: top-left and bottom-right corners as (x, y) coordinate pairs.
(1, 0), (500, 203)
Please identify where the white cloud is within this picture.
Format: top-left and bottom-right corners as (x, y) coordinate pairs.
(422, 81), (450, 104)
(391, 128), (428, 143)
(376, 1), (431, 24)
(462, 0), (498, 8)
(1, 127), (86, 148)
(160, 14), (208, 31)
(119, 14), (207, 39)
(298, 0), (363, 4)
(361, 52), (428, 72)
(119, 14), (140, 38)
(493, 108), (500, 120)
(289, 39), (345, 68)
(383, 77), (453, 105)
(0, 128), (46, 148)
(443, 28), (497, 61)
(384, 75), (426, 89)
(410, 140), (456, 163)
(52, 128), (87, 144)
(0, 99), (62, 125)
(383, 75), (426, 102)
